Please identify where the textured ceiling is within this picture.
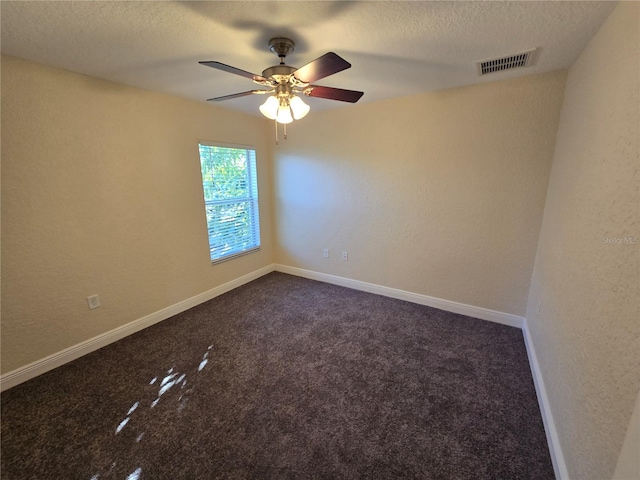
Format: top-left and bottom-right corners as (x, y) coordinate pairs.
(1, 1), (616, 116)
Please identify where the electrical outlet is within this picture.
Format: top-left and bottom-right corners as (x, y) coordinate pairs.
(342, 251), (348, 261)
(323, 248), (329, 258)
(87, 294), (101, 310)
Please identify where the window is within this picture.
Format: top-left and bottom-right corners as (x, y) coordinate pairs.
(198, 143), (261, 264)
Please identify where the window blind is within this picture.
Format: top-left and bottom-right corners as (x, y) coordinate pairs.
(198, 144), (261, 263)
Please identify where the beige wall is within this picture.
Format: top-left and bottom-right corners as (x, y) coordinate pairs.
(524, 3), (639, 480)
(273, 71), (566, 317)
(613, 394), (640, 480)
(1, 55), (274, 374)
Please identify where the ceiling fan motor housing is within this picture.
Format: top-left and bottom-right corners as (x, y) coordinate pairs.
(261, 64), (297, 82)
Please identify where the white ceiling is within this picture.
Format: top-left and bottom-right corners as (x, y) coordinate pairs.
(1, 1), (617, 117)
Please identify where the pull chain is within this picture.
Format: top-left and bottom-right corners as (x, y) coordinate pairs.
(273, 120), (290, 146)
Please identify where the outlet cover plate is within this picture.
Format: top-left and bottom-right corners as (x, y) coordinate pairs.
(87, 294), (101, 310)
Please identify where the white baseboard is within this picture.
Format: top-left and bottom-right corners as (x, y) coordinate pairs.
(523, 318), (569, 480)
(4, 263), (521, 391)
(274, 264), (524, 328)
(0, 264), (276, 392)
(3, 262), (562, 478)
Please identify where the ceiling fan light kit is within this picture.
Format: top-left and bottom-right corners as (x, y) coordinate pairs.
(289, 96), (311, 119)
(200, 37), (363, 143)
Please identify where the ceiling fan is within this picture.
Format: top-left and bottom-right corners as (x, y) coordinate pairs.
(199, 37), (364, 126)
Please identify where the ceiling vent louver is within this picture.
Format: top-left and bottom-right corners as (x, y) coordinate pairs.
(477, 49), (537, 76)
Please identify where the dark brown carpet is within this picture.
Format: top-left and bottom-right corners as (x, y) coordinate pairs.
(1, 272), (554, 479)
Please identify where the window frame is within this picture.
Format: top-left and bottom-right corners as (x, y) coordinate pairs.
(197, 141), (261, 265)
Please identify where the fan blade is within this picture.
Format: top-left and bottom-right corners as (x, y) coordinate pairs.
(199, 61), (267, 82)
(293, 52), (351, 83)
(206, 90), (267, 101)
(305, 86), (364, 103)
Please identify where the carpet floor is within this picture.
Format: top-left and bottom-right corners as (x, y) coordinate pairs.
(1, 272), (554, 479)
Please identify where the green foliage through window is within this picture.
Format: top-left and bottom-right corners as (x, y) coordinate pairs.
(198, 144), (260, 263)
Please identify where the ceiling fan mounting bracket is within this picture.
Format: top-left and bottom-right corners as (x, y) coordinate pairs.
(268, 37), (295, 63)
